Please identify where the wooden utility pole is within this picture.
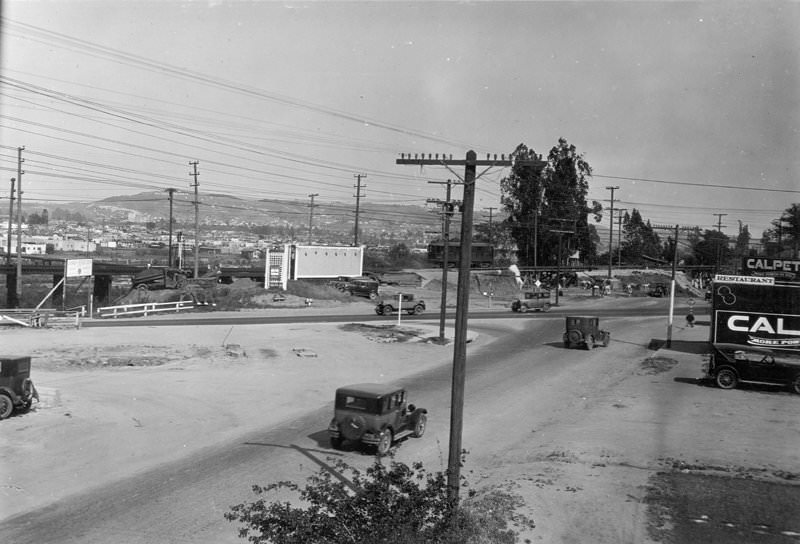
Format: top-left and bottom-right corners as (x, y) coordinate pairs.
(606, 186), (619, 279)
(428, 179), (458, 342)
(7, 177), (15, 265)
(166, 188), (177, 268)
(397, 151), (515, 502)
(353, 174), (366, 247)
(616, 208), (628, 266)
(189, 162), (200, 279)
(15, 147), (24, 302)
(713, 213), (727, 275)
(307, 193), (319, 245)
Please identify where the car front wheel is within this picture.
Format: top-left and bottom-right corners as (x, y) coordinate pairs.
(716, 368), (738, 390)
(791, 374), (800, 395)
(413, 414), (427, 438)
(0, 393), (13, 420)
(542, 303), (552, 312)
(376, 429), (393, 456)
(382, 306), (394, 316)
(413, 305), (424, 315)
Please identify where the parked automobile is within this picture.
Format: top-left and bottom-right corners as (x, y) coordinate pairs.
(703, 343), (800, 394)
(511, 291), (552, 313)
(563, 316), (611, 350)
(375, 293), (425, 316)
(328, 383), (428, 455)
(648, 282), (668, 297)
(0, 355), (39, 420)
(344, 278), (380, 300)
(131, 267), (188, 291)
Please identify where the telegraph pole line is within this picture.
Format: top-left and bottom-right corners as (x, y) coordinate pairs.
(484, 207), (497, 254)
(189, 161), (200, 279)
(7, 177), (15, 265)
(605, 186), (619, 279)
(713, 213), (727, 275)
(616, 208), (628, 266)
(549, 219), (576, 306)
(307, 193), (319, 245)
(397, 151), (517, 503)
(353, 174), (366, 247)
(15, 147), (25, 303)
(166, 188), (177, 268)
(427, 179), (459, 343)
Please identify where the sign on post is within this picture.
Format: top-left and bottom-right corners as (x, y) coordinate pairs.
(66, 259), (93, 278)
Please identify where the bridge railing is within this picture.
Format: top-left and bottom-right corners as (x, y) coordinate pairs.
(97, 300), (195, 319)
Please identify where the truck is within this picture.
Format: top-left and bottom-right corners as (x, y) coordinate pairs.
(131, 267), (189, 291)
(709, 274), (800, 353)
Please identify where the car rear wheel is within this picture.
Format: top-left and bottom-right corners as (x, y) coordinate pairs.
(716, 368), (738, 390)
(791, 374), (800, 395)
(0, 393), (13, 420)
(369, 292), (378, 300)
(376, 429), (393, 456)
(413, 414), (427, 438)
(519, 305), (528, 313)
(381, 306), (394, 316)
(542, 303), (552, 312)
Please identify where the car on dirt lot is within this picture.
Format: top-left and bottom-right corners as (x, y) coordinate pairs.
(648, 282), (668, 297)
(703, 343), (800, 394)
(0, 355), (39, 420)
(563, 316), (611, 350)
(511, 291), (552, 313)
(328, 383), (428, 455)
(375, 293), (425, 316)
(343, 278), (380, 300)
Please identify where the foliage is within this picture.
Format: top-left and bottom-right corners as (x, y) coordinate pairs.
(683, 228), (733, 270)
(225, 455), (534, 544)
(620, 209), (662, 265)
(500, 139), (597, 267)
(772, 203), (800, 257)
(365, 243), (428, 271)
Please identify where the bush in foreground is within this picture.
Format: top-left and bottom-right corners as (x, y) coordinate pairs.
(225, 455), (534, 544)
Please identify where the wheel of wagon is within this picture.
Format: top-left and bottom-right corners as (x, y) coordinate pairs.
(715, 368), (738, 390)
(413, 414), (427, 438)
(376, 429), (393, 456)
(0, 393), (14, 420)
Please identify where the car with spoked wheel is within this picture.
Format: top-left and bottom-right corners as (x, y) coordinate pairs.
(703, 343), (800, 394)
(511, 290), (552, 313)
(563, 316), (611, 350)
(328, 383), (428, 455)
(0, 355), (39, 420)
(374, 294), (425, 316)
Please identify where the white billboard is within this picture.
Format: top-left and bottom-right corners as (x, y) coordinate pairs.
(66, 258), (93, 278)
(292, 245), (364, 279)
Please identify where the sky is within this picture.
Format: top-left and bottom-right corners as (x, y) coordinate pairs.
(1, 1), (798, 239)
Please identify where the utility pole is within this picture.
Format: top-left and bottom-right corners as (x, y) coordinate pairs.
(605, 186), (619, 279)
(7, 177), (15, 265)
(15, 147), (24, 302)
(397, 151), (520, 503)
(616, 209), (628, 266)
(166, 188), (177, 267)
(307, 193), (319, 245)
(550, 219), (575, 306)
(428, 179), (458, 343)
(353, 174), (366, 246)
(189, 161), (200, 279)
(713, 213), (727, 275)
(484, 207), (497, 249)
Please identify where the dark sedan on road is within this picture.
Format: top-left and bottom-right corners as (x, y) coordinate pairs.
(704, 343), (800, 394)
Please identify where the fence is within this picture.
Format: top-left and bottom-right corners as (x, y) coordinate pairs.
(0, 309), (82, 329)
(97, 300), (195, 319)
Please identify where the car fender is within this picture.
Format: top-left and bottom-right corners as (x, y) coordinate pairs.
(714, 364), (739, 379)
(0, 385), (20, 403)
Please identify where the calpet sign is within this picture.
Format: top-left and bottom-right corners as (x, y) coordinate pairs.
(714, 310), (800, 349)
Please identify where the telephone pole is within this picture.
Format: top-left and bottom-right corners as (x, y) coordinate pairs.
(7, 177), (15, 265)
(397, 151), (524, 502)
(616, 208), (628, 266)
(484, 207), (497, 255)
(189, 161), (200, 279)
(353, 174), (366, 246)
(15, 147), (24, 302)
(713, 213), (727, 275)
(428, 179), (458, 342)
(166, 188), (177, 268)
(605, 186), (619, 279)
(307, 193), (319, 245)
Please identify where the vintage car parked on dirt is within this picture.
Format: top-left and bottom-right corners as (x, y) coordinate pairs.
(648, 282), (668, 297)
(343, 278), (380, 300)
(703, 343), (800, 394)
(131, 267), (188, 291)
(0, 355), (39, 420)
(328, 383), (428, 455)
(511, 291), (552, 313)
(563, 316), (611, 350)
(374, 294), (425, 316)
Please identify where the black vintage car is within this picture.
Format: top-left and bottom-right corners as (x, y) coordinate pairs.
(563, 316), (611, 350)
(0, 355), (39, 420)
(704, 343), (800, 394)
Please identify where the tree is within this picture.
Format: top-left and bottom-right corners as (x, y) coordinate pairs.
(685, 229), (733, 271)
(772, 203), (800, 257)
(620, 209), (662, 265)
(225, 456), (534, 544)
(500, 139), (598, 267)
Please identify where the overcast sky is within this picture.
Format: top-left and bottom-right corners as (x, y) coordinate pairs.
(1, 1), (798, 238)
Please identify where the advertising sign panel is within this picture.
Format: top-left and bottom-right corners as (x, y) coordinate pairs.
(292, 245), (364, 279)
(66, 258), (93, 278)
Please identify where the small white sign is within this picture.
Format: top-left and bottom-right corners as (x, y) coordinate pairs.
(66, 259), (93, 278)
(714, 274), (774, 286)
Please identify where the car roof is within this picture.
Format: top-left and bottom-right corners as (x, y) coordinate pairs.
(336, 383), (403, 397)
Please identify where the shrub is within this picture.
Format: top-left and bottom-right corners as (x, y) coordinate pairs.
(225, 455), (534, 544)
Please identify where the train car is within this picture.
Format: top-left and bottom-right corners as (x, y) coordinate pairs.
(427, 241), (494, 268)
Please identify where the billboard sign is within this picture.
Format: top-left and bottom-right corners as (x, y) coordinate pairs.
(66, 259), (93, 278)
